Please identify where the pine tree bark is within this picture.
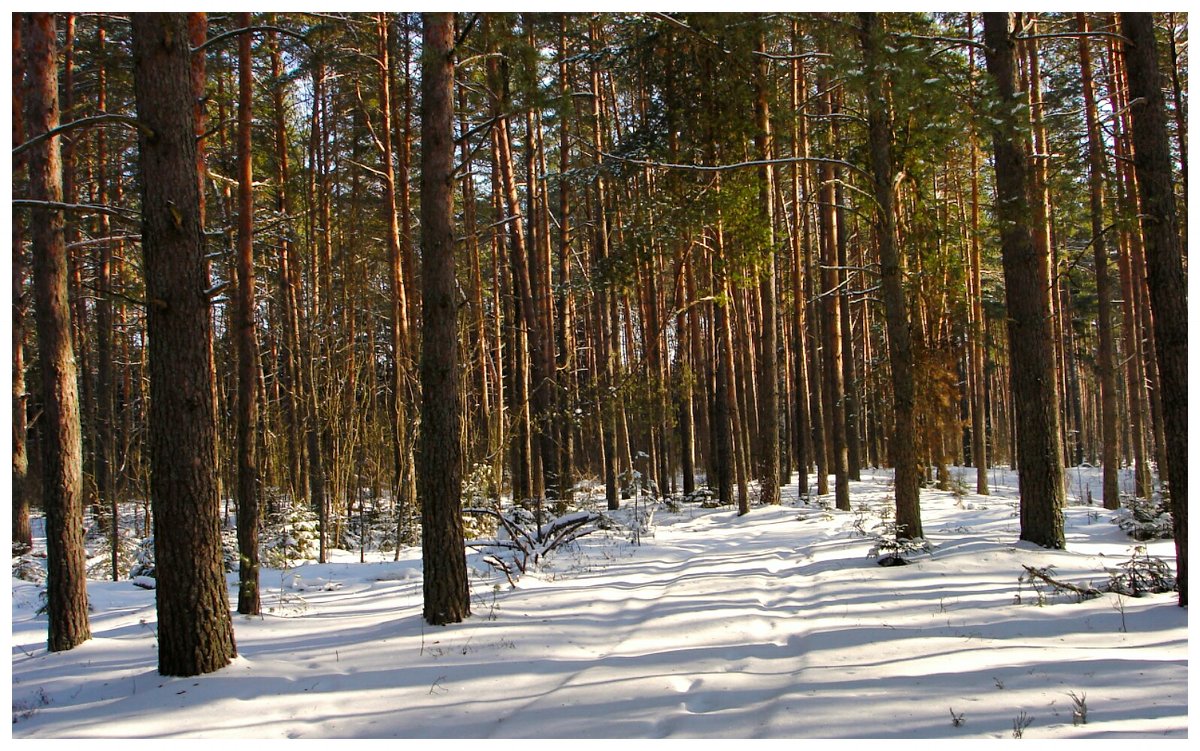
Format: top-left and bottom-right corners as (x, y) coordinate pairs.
(379, 14), (416, 527)
(22, 11), (91, 651)
(268, 25), (307, 507)
(1104, 28), (1154, 500)
(588, 22), (620, 511)
(458, 82), (490, 466)
(234, 12), (261, 616)
(966, 14), (989, 495)
(1077, 13), (1120, 510)
(1022, 22), (1072, 470)
(787, 36), (811, 497)
(754, 32), (781, 507)
(88, 18), (122, 579)
(794, 40), (827, 497)
(556, 16), (576, 503)
(132, 11), (237, 675)
(982, 12), (1065, 549)
(713, 264), (736, 510)
(188, 12), (229, 535)
(1166, 13), (1187, 215)
(968, 143), (989, 494)
(12, 18), (33, 554)
(418, 11), (470, 626)
(833, 166), (862, 481)
(817, 73), (850, 511)
(59, 17), (97, 533)
(1120, 12), (1187, 607)
(860, 12), (922, 540)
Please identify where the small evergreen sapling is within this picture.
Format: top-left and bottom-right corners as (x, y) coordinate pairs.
(868, 515), (931, 566)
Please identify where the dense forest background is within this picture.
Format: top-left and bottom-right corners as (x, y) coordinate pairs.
(11, 12), (1187, 677)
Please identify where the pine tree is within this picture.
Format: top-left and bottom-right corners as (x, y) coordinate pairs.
(1120, 13), (1187, 607)
(234, 12), (262, 616)
(21, 11), (92, 652)
(859, 12), (922, 540)
(418, 11), (471, 627)
(132, 11), (237, 676)
(982, 12), (1065, 549)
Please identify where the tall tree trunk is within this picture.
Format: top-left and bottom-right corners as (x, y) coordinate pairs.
(836, 188), (861, 483)
(982, 12), (1065, 549)
(234, 12), (261, 616)
(133, 12), (238, 675)
(418, 11), (470, 626)
(588, 22), (619, 511)
(754, 31), (780, 507)
(1120, 12), (1188, 607)
(525, 106), (560, 510)
(380, 14), (415, 530)
(1022, 21), (1071, 469)
(1166, 12), (1187, 219)
(788, 33), (811, 497)
(268, 25), (306, 507)
(92, 18), (124, 579)
(686, 251), (713, 495)
(22, 11), (91, 652)
(1077, 13), (1119, 509)
(188, 12), (228, 536)
(1104, 26), (1154, 500)
(676, 252), (696, 496)
(12, 19), (33, 554)
(556, 15), (576, 504)
(713, 262), (736, 510)
(381, 13), (420, 544)
(817, 74), (850, 512)
(860, 12), (922, 540)
(458, 82), (490, 467)
(305, 59), (330, 558)
(794, 41), (827, 498)
(964, 13), (990, 495)
(59, 16), (96, 532)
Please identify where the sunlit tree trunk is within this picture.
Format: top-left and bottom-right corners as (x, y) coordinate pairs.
(860, 12), (922, 539)
(234, 12), (261, 616)
(1077, 13), (1119, 510)
(418, 11), (470, 625)
(267, 24), (306, 507)
(817, 71), (850, 512)
(754, 30), (780, 506)
(22, 11), (91, 652)
(132, 11), (237, 675)
(1120, 11), (1188, 607)
(12, 19), (32, 554)
(982, 12), (1064, 549)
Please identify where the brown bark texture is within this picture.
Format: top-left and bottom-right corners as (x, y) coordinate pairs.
(22, 11), (92, 652)
(235, 11), (261, 616)
(860, 12), (923, 540)
(12, 18), (33, 554)
(1077, 13), (1120, 511)
(418, 11), (471, 626)
(1120, 12), (1187, 606)
(982, 12), (1065, 549)
(132, 11), (237, 676)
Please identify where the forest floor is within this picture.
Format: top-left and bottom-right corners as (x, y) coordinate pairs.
(10, 466), (1188, 739)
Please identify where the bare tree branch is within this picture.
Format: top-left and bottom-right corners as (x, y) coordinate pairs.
(12, 113), (150, 159)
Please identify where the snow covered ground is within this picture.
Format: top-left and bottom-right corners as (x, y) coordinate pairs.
(10, 466), (1187, 738)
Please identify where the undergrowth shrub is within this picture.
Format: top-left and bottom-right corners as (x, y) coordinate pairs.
(1106, 545), (1176, 597)
(260, 501), (320, 568)
(1114, 494), (1173, 541)
(129, 530), (238, 578)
